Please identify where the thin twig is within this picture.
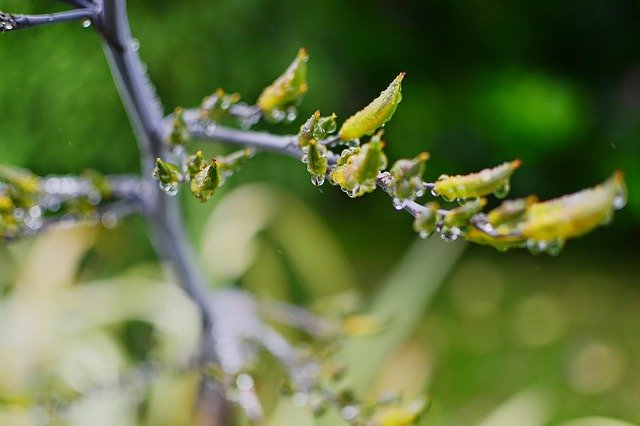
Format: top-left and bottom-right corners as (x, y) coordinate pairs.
(1, 9), (94, 32)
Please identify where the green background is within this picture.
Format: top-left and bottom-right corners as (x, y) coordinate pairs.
(1, 0), (640, 424)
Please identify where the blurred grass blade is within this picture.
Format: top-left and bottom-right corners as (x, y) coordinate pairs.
(335, 237), (466, 396)
(477, 387), (554, 426)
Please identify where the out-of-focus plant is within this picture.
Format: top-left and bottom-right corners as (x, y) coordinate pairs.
(0, 1), (629, 425)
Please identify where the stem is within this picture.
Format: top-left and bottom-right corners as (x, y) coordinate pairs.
(96, 0), (218, 363)
(1, 9), (94, 32)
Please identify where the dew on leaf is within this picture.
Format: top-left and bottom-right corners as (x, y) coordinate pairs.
(493, 182), (511, 199)
(311, 175), (325, 186)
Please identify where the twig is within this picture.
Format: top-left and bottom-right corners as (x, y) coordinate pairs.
(1, 9), (95, 32)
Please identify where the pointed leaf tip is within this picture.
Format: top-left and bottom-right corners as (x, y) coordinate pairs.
(338, 73), (405, 141)
(257, 48), (309, 117)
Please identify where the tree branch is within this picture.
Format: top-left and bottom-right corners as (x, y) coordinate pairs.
(1, 9), (95, 32)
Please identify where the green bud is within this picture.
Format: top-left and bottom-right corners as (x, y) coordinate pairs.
(330, 131), (388, 197)
(186, 151), (206, 180)
(153, 158), (181, 195)
(313, 113), (337, 140)
(487, 195), (538, 226)
(433, 160), (521, 201)
(413, 202), (440, 238)
(443, 198), (487, 228)
(338, 73), (404, 141)
(200, 88), (241, 122)
(257, 48), (309, 116)
(389, 152), (429, 200)
(167, 107), (190, 146)
(304, 139), (328, 177)
(217, 148), (255, 178)
(298, 110), (320, 148)
(190, 160), (221, 203)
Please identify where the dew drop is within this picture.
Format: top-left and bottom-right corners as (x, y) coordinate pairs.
(81, 19), (91, 28)
(340, 405), (359, 421)
(101, 211), (119, 229)
(285, 106), (298, 122)
(301, 154), (308, 163)
(345, 139), (360, 148)
(311, 175), (325, 186)
(440, 227), (460, 242)
(270, 109), (286, 122)
(130, 38), (140, 51)
(392, 197), (406, 211)
(546, 238), (565, 256)
(160, 181), (179, 196)
(430, 189), (439, 197)
(613, 192), (627, 210)
(419, 230), (432, 240)
(526, 239), (548, 255)
(493, 182), (510, 199)
(236, 374), (254, 391)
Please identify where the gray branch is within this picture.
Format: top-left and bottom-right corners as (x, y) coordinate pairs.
(1, 9), (95, 32)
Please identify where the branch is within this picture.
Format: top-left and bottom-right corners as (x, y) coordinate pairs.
(1, 9), (95, 32)
(2, 198), (142, 241)
(164, 112), (436, 219)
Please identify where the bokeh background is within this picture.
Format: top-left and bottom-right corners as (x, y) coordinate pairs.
(1, 0), (639, 424)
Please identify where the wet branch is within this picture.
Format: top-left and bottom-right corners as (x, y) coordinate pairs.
(0, 9), (95, 32)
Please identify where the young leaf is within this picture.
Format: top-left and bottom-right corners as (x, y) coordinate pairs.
(167, 107), (190, 146)
(190, 160), (221, 203)
(153, 158), (181, 195)
(338, 73), (404, 141)
(298, 110), (320, 148)
(389, 152), (430, 201)
(257, 48), (309, 116)
(330, 131), (388, 197)
(216, 148), (255, 179)
(443, 198), (487, 228)
(520, 172), (626, 241)
(303, 139), (328, 183)
(413, 202), (440, 239)
(200, 88), (241, 122)
(433, 159), (521, 201)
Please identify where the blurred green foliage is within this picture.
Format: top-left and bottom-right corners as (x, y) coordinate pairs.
(1, 0), (640, 424)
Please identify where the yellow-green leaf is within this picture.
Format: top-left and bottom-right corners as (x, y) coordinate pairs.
(338, 73), (405, 141)
(257, 48), (309, 114)
(433, 159), (521, 201)
(521, 172), (626, 240)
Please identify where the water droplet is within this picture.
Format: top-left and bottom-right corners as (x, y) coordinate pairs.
(285, 106), (298, 122)
(12, 208), (25, 221)
(613, 192), (627, 210)
(440, 227), (460, 242)
(160, 181), (179, 196)
(236, 374), (254, 391)
(419, 230), (432, 239)
(81, 19), (92, 28)
(430, 189), (439, 197)
(526, 239), (548, 255)
(493, 182), (510, 199)
(546, 238), (565, 256)
(24, 214), (43, 231)
(205, 122), (217, 136)
(344, 139), (360, 148)
(392, 197), (406, 210)
(340, 405), (359, 421)
(88, 191), (102, 206)
(29, 206), (42, 218)
(101, 211), (119, 229)
(270, 109), (286, 122)
(301, 154), (308, 163)
(311, 175), (325, 186)
(130, 38), (140, 51)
